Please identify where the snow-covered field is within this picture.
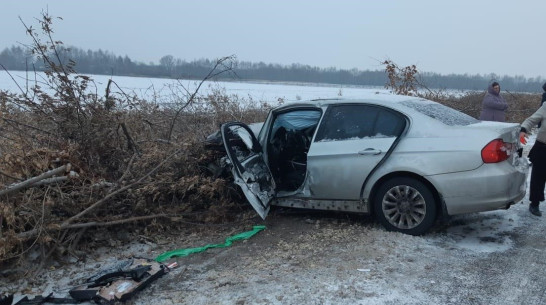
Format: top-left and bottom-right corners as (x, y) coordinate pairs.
(0, 70), (388, 104)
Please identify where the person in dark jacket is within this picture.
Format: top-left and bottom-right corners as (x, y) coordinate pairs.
(479, 82), (508, 122)
(539, 82), (546, 128)
(520, 102), (546, 216)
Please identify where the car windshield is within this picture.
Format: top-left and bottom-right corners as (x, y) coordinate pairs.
(271, 110), (322, 136)
(400, 100), (479, 126)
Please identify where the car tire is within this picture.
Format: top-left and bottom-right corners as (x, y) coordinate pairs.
(373, 177), (436, 235)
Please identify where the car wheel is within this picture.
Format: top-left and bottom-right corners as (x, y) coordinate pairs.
(373, 177), (436, 235)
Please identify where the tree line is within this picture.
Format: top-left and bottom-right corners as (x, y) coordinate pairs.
(1, 44), (544, 93)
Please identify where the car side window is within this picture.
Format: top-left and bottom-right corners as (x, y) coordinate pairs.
(374, 109), (405, 137)
(314, 105), (405, 141)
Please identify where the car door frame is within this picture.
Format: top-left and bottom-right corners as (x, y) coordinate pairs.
(221, 122), (275, 219)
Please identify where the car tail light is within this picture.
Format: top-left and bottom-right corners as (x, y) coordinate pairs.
(481, 139), (511, 163)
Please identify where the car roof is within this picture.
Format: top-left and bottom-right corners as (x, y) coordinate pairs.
(273, 93), (481, 128)
(275, 93), (432, 110)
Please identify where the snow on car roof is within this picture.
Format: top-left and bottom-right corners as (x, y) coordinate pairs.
(276, 94), (479, 126)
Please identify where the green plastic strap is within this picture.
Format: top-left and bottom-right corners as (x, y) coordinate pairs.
(155, 225), (266, 262)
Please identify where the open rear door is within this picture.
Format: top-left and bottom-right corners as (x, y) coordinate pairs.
(221, 122), (275, 219)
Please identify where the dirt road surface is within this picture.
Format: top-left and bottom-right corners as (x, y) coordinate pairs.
(3, 194), (546, 305)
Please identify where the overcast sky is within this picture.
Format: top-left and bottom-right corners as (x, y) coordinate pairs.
(2, 0), (545, 79)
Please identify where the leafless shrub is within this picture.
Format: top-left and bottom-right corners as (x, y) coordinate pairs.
(382, 59), (421, 96)
(0, 12), (268, 272)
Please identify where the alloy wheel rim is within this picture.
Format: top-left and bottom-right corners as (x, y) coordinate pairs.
(382, 185), (426, 230)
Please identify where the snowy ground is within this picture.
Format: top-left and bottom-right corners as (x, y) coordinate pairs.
(1, 135), (543, 305)
(0, 70), (388, 104)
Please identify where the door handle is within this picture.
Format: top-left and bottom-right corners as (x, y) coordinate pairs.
(358, 148), (382, 155)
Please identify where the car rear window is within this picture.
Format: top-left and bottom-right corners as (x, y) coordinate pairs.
(400, 100), (479, 126)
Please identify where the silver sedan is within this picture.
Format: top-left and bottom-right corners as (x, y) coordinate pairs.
(218, 95), (528, 235)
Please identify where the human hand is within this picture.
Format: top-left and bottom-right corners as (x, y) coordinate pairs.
(519, 132), (528, 145)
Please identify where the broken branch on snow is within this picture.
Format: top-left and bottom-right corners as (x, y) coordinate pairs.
(0, 164), (71, 196)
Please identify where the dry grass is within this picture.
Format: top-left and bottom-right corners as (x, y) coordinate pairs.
(0, 76), (271, 270)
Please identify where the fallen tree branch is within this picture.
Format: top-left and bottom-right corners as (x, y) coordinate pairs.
(31, 176), (68, 187)
(91, 181), (116, 189)
(0, 164), (70, 196)
(119, 122), (139, 153)
(16, 214), (169, 240)
(61, 148), (182, 226)
(117, 153), (137, 184)
(63, 214), (169, 229)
